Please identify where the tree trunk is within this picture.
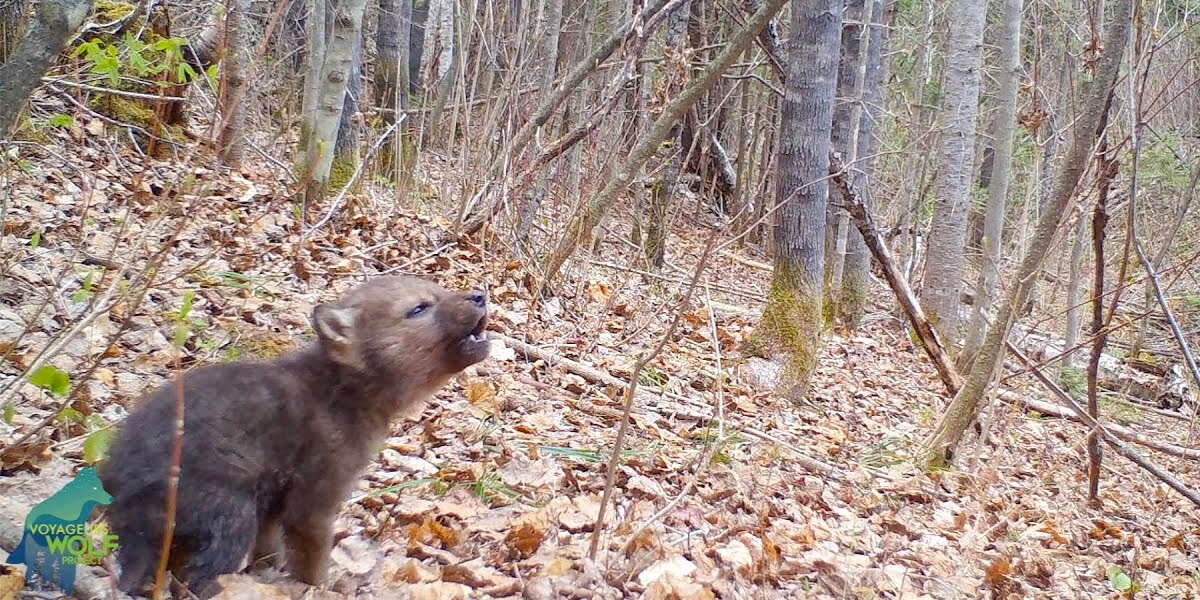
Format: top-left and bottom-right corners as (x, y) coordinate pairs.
(838, 0), (890, 331)
(514, 0), (564, 244)
(922, 0), (1131, 469)
(302, 0), (369, 206)
(825, 0), (866, 317)
(375, 0), (400, 114)
(300, 0), (328, 151)
(918, 0), (986, 342)
(331, 37), (363, 185)
(421, 0), (455, 144)
(643, 0), (692, 269)
(756, 0), (842, 401)
(537, 0), (789, 289)
(408, 0), (427, 94)
(376, 0), (414, 187)
(216, 0), (251, 167)
(958, 0), (1022, 372)
(0, 0), (90, 137)
(1061, 216), (1088, 368)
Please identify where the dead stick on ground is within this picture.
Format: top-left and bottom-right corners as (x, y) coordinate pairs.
(998, 390), (1200, 460)
(1008, 343), (1200, 507)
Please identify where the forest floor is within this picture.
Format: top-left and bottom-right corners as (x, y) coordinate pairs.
(2, 124), (1200, 600)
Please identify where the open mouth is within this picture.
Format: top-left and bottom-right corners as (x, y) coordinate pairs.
(463, 314), (488, 345)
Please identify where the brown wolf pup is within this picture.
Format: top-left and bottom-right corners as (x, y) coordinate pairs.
(99, 276), (490, 596)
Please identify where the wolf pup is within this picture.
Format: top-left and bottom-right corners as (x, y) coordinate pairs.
(99, 276), (489, 596)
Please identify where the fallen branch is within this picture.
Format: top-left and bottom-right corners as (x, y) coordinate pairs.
(1007, 343), (1200, 507)
(828, 153), (962, 395)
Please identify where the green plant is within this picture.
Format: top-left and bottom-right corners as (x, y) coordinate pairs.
(45, 113), (74, 128)
(468, 468), (523, 506)
(537, 444), (646, 463)
(170, 290), (206, 349)
(29, 365), (70, 397)
(1105, 565), (1139, 595)
(1057, 366), (1087, 395)
(73, 34), (198, 87)
(638, 365), (669, 387)
(858, 437), (907, 470)
(71, 270), (97, 303)
(1099, 395), (1139, 422)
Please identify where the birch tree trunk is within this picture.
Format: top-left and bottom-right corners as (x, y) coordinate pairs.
(0, 0), (90, 137)
(757, 0), (842, 401)
(922, 0), (1131, 469)
(959, 0), (1022, 372)
(918, 0), (986, 343)
(300, 0), (327, 150)
(422, 0), (455, 144)
(303, 0), (368, 205)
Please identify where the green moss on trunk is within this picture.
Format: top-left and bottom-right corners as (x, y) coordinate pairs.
(328, 156), (358, 191)
(756, 261), (823, 401)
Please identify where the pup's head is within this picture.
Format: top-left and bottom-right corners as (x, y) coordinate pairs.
(311, 276), (490, 381)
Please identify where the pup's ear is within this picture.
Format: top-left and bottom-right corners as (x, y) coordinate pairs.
(312, 304), (363, 369)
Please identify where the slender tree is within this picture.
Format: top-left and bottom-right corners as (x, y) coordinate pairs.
(643, 0), (693, 269)
(959, 0), (1022, 372)
(838, 0), (890, 330)
(923, 0), (1132, 468)
(918, 0), (987, 342)
(216, 0), (250, 167)
(826, 0), (868, 316)
(756, 0), (842, 400)
(302, 0), (368, 205)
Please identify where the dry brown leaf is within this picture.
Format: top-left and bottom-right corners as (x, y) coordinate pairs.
(504, 522), (546, 558)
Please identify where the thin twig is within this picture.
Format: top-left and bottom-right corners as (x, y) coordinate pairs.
(41, 77), (187, 101)
(588, 234), (718, 559)
(151, 357), (186, 599)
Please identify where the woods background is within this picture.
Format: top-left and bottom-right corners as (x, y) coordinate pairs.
(2, 0), (1200, 597)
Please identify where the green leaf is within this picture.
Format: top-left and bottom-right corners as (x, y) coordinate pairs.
(30, 230), (40, 249)
(2, 403), (14, 424)
(29, 365), (70, 397)
(56, 406), (83, 425)
(47, 113), (74, 127)
(178, 289), (195, 319)
(83, 429), (115, 464)
(1106, 566), (1133, 591)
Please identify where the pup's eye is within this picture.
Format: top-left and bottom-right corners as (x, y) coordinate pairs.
(406, 302), (431, 318)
